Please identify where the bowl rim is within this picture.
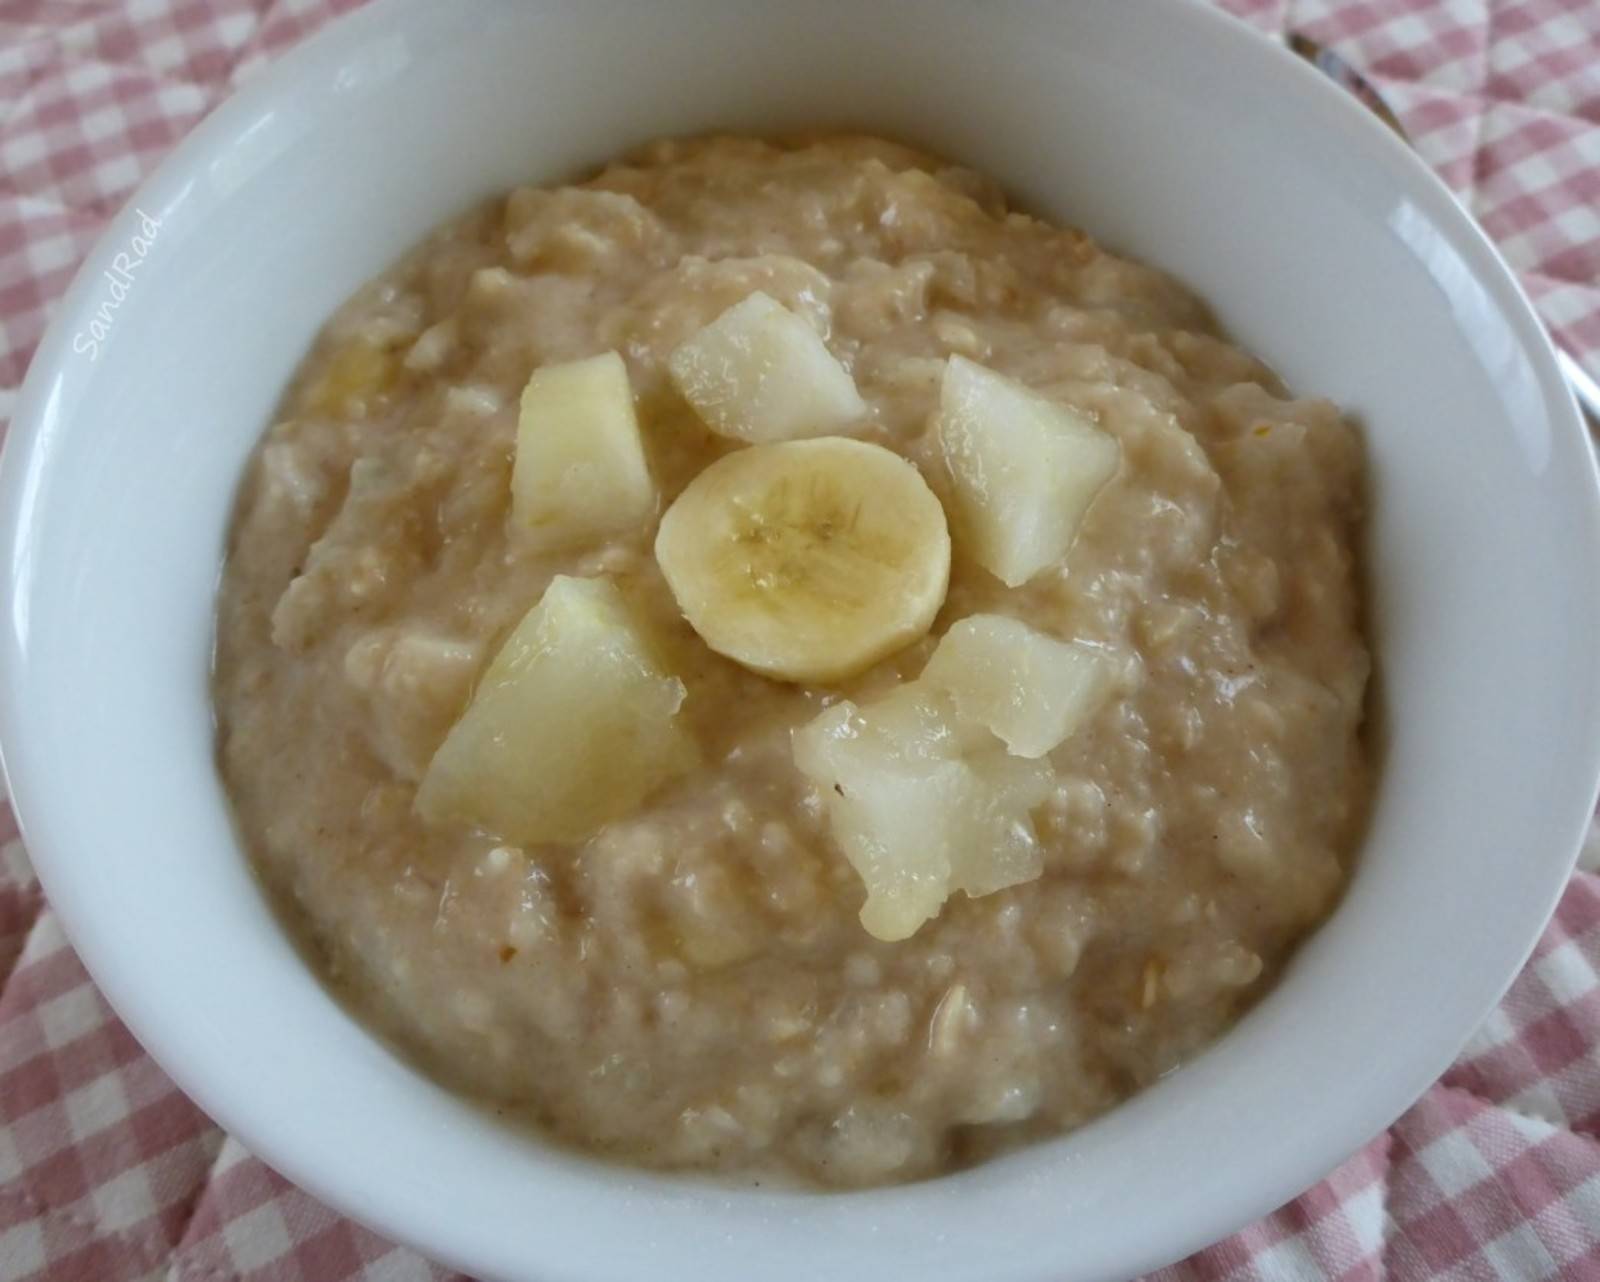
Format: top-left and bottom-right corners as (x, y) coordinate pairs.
(2, 0), (1599, 1279)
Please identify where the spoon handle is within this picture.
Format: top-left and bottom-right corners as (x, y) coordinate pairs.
(1289, 35), (1599, 438)
(1556, 346), (1600, 434)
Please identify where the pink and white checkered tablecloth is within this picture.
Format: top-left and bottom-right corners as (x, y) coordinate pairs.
(2, 1), (1599, 1279)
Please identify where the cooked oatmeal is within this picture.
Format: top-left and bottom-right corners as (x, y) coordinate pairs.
(213, 135), (1369, 1187)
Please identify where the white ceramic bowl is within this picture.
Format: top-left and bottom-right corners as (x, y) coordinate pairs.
(3, 2), (1599, 1279)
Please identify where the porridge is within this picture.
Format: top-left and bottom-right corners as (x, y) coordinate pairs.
(213, 135), (1370, 1187)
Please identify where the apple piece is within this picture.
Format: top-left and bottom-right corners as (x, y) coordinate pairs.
(920, 614), (1116, 757)
(511, 351), (655, 549)
(667, 291), (868, 442)
(416, 575), (696, 844)
(937, 355), (1120, 586)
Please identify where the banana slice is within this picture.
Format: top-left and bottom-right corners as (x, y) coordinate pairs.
(655, 437), (951, 684)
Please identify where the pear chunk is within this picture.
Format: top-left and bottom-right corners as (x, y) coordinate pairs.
(416, 575), (695, 844)
(919, 614), (1115, 758)
(937, 356), (1119, 586)
(511, 351), (655, 548)
(793, 613), (1119, 940)
(668, 291), (867, 442)
(792, 683), (1051, 942)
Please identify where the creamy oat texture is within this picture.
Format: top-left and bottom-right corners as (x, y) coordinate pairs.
(214, 136), (1369, 1187)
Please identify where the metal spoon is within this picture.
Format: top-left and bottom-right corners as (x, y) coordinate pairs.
(1290, 33), (1600, 429)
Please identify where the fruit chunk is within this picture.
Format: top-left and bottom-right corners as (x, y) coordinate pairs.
(511, 351), (654, 549)
(793, 683), (1051, 941)
(791, 613), (1118, 940)
(919, 614), (1116, 757)
(667, 291), (868, 442)
(937, 355), (1120, 586)
(416, 575), (695, 844)
(305, 338), (398, 417)
(655, 437), (950, 684)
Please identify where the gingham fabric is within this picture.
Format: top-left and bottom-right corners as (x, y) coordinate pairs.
(1, 1), (1598, 1278)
